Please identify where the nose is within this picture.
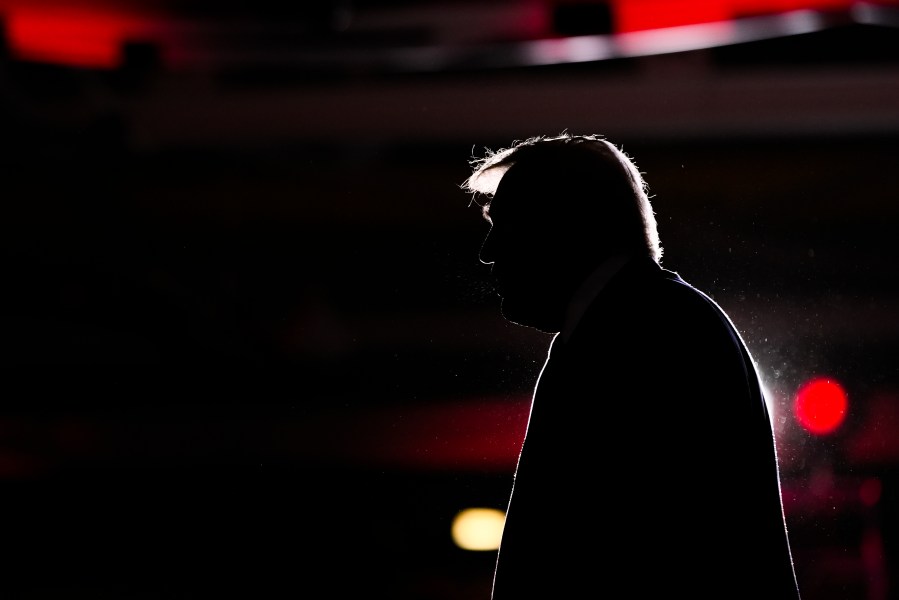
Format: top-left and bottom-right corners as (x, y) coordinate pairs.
(479, 228), (494, 265)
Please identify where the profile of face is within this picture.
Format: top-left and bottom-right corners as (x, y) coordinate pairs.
(479, 164), (576, 334)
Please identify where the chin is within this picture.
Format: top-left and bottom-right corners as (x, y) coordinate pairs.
(500, 300), (560, 334)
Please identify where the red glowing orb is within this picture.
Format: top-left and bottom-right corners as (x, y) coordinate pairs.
(794, 377), (849, 435)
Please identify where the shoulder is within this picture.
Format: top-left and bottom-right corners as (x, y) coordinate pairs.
(576, 258), (750, 354)
(620, 260), (736, 322)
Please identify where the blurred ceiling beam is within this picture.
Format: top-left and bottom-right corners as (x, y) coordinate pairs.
(124, 58), (899, 149)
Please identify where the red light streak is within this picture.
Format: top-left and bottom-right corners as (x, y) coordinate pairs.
(0, 2), (170, 70)
(0, 0), (894, 70)
(611, 0), (860, 32)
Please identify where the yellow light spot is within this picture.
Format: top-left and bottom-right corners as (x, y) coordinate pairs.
(451, 507), (505, 551)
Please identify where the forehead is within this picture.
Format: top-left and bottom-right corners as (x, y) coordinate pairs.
(486, 162), (552, 222)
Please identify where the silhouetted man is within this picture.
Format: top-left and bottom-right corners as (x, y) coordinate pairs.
(463, 134), (801, 599)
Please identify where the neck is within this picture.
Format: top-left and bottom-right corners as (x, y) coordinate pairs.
(561, 254), (632, 342)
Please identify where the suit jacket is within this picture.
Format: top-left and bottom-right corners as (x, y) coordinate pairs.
(491, 257), (801, 599)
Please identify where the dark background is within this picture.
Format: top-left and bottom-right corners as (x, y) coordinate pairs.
(0, 1), (898, 598)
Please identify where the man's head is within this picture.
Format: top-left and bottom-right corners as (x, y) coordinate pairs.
(462, 133), (662, 333)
